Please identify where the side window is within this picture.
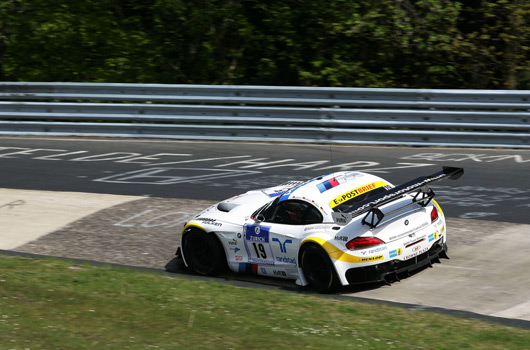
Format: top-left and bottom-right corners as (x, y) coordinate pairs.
(305, 206), (323, 224)
(263, 200), (323, 225)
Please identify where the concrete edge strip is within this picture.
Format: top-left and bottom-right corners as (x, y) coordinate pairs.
(0, 188), (145, 250)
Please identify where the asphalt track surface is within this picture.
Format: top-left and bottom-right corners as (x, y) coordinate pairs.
(1, 136), (529, 224)
(1, 136), (530, 328)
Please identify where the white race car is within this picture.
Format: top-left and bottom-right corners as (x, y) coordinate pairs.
(173, 167), (463, 293)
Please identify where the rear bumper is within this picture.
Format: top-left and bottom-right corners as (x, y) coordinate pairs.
(345, 241), (447, 285)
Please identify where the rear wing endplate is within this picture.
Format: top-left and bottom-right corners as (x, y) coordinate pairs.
(331, 166), (464, 228)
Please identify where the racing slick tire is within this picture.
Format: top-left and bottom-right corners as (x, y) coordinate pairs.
(182, 229), (227, 275)
(301, 244), (341, 293)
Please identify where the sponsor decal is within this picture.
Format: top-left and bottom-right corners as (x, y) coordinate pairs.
(272, 238), (292, 253)
(244, 225), (275, 265)
(335, 235), (348, 242)
(428, 231), (439, 242)
(389, 232), (408, 241)
(389, 248), (403, 258)
(333, 214), (348, 225)
(404, 236), (426, 247)
(317, 177), (340, 193)
(196, 217), (216, 221)
(330, 181), (387, 208)
(360, 245), (388, 256)
(235, 256), (243, 261)
(195, 217), (222, 227)
(370, 245), (388, 254)
(245, 225), (270, 243)
(275, 256), (297, 264)
(304, 225), (327, 231)
(228, 239), (238, 246)
(273, 270), (288, 277)
(404, 247), (428, 260)
(389, 222), (429, 241)
(260, 268), (268, 275)
(358, 255), (384, 262)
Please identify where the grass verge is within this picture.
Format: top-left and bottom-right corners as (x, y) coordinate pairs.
(0, 255), (528, 350)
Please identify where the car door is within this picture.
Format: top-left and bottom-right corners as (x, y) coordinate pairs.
(243, 199), (324, 269)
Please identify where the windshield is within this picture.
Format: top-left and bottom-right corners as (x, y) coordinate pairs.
(251, 197), (280, 220)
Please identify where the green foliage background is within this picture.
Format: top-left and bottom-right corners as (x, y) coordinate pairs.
(1, 0), (530, 88)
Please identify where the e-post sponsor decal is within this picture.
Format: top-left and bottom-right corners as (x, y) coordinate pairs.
(330, 181), (387, 208)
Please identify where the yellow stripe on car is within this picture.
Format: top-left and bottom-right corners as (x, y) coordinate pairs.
(302, 237), (384, 263)
(181, 222), (206, 235)
(433, 199), (444, 217)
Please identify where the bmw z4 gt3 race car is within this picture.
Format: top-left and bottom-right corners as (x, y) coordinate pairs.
(174, 166), (464, 293)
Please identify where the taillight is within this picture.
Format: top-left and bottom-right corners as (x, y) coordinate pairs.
(431, 206), (439, 222)
(346, 236), (384, 250)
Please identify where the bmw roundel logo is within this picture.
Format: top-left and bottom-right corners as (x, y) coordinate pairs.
(404, 220), (409, 226)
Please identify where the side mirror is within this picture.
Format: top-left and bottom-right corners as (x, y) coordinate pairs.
(255, 214), (265, 223)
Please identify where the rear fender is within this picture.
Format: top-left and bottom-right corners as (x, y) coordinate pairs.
(299, 235), (349, 286)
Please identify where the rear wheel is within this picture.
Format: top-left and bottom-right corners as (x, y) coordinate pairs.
(182, 229), (226, 275)
(301, 244), (341, 293)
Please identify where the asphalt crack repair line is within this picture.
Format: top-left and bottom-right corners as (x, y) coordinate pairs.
(1, 188), (529, 324)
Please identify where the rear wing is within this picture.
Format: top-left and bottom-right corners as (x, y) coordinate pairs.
(331, 166), (464, 228)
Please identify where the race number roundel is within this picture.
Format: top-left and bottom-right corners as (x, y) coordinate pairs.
(244, 224), (274, 265)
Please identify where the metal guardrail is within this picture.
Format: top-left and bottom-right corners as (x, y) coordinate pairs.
(0, 82), (529, 148)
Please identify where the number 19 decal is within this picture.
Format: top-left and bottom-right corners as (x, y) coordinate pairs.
(252, 242), (267, 259)
(244, 224), (274, 265)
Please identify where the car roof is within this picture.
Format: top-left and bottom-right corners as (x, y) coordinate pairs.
(276, 171), (392, 211)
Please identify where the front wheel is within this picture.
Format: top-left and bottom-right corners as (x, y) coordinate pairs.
(301, 244), (341, 293)
(182, 229), (226, 275)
